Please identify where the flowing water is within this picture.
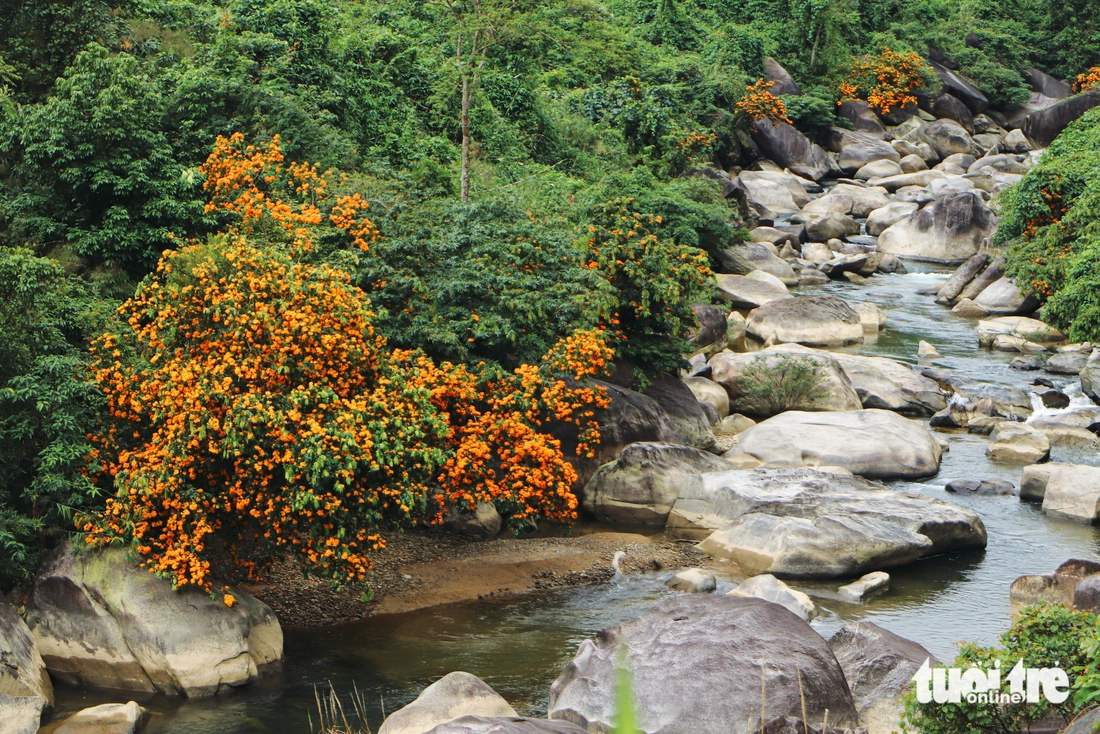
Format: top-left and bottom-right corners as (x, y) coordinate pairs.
(48, 269), (1100, 733)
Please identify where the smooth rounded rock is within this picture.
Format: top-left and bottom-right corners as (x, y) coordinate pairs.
(379, 672), (518, 734)
(746, 296), (864, 347)
(729, 574), (816, 620)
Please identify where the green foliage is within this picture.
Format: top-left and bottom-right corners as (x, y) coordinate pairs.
(0, 248), (106, 590)
(901, 603), (1095, 734)
(735, 354), (828, 415)
(585, 198), (714, 378)
(1000, 107), (1100, 341)
(359, 197), (609, 368)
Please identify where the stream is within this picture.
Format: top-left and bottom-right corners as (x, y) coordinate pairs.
(48, 268), (1100, 733)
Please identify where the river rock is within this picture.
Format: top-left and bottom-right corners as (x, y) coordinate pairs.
(899, 154), (928, 173)
(666, 568), (717, 594)
(715, 274), (791, 309)
(959, 257), (1005, 301)
(803, 184), (890, 218)
(877, 192), (995, 263)
(582, 442), (735, 526)
(856, 159), (903, 180)
(1021, 89), (1100, 148)
(837, 572), (890, 602)
(976, 316), (1065, 346)
(933, 94), (974, 132)
(745, 245), (797, 287)
(866, 202), (918, 236)
(831, 353), (947, 416)
(1064, 708), (1100, 734)
(25, 545), (283, 697)
(547, 595), (859, 734)
(1073, 575), (1100, 613)
(0, 692), (46, 734)
(945, 479), (1017, 496)
(1039, 464), (1100, 523)
(445, 501), (503, 540)
(872, 170), (946, 192)
(728, 574), (816, 620)
(923, 119), (976, 158)
(1080, 350), (1100, 404)
(952, 298), (989, 318)
(1044, 351), (1089, 375)
(986, 422), (1050, 464)
(723, 410), (942, 480)
(854, 303), (887, 332)
(838, 142), (900, 174)
(1002, 128), (1031, 153)
(689, 304), (729, 355)
(643, 373), (718, 453)
(837, 100), (887, 137)
(0, 602), (53, 708)
(379, 672), (518, 734)
(936, 253), (991, 304)
(954, 383), (1033, 420)
(752, 120), (831, 181)
(973, 277), (1038, 316)
(54, 702), (148, 734)
(1009, 559), (1100, 613)
(716, 413), (756, 436)
(425, 717), (588, 734)
(684, 376), (729, 418)
(828, 622), (940, 734)
(804, 212), (860, 241)
(930, 62), (989, 114)
(686, 469), (986, 576)
(745, 296), (864, 347)
(740, 171), (814, 208)
(735, 177), (802, 221)
(709, 345), (862, 417)
(765, 58), (802, 96)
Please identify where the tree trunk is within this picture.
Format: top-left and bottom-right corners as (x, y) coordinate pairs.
(460, 73), (471, 203)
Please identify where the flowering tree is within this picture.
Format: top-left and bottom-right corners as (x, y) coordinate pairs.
(734, 79), (793, 125)
(1075, 67), (1100, 92)
(839, 49), (932, 115)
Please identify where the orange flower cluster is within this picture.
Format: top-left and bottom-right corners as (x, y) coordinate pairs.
(83, 238), (449, 590)
(409, 329), (612, 528)
(735, 79), (792, 125)
(675, 129), (718, 155)
(1075, 67), (1100, 92)
(840, 49), (930, 115)
(200, 133), (378, 253)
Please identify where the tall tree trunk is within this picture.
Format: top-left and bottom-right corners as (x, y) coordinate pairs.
(460, 72), (471, 203)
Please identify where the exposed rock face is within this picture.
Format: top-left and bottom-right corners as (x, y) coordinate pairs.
(828, 623), (940, 734)
(723, 410), (942, 480)
(709, 345), (862, 417)
(425, 717), (589, 734)
(379, 672), (518, 734)
(54, 702), (148, 734)
(548, 595), (859, 734)
(745, 296), (864, 347)
(876, 192), (995, 263)
(582, 442), (735, 526)
(830, 353), (947, 416)
(0, 602), (53, 707)
(672, 469), (986, 576)
(752, 119), (831, 181)
(25, 545), (283, 697)
(728, 574), (816, 620)
(1021, 90), (1100, 148)
(0, 692), (46, 734)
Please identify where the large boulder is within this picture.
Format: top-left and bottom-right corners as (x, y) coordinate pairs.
(930, 61), (989, 114)
(765, 58), (802, 96)
(745, 243), (798, 285)
(25, 545), (283, 697)
(0, 692), (46, 734)
(426, 717), (588, 734)
(684, 376), (729, 418)
(734, 177), (801, 221)
(54, 702), (148, 734)
(0, 602), (53, 707)
(1082, 350), (1100, 403)
(831, 353), (948, 416)
(836, 101), (887, 138)
(688, 304), (729, 355)
(680, 468), (986, 576)
(828, 623), (940, 734)
(643, 373), (718, 452)
(986, 422), (1050, 464)
(935, 253), (991, 304)
(723, 410), (942, 480)
(923, 119), (976, 159)
(838, 142), (900, 175)
(739, 171), (813, 208)
(548, 595), (859, 734)
(1027, 69), (1072, 100)
(972, 277), (1039, 316)
(876, 191), (995, 263)
(867, 202), (919, 237)
(379, 672), (518, 734)
(932, 94), (974, 133)
(715, 274), (791, 309)
(1038, 464), (1100, 523)
(709, 345), (862, 417)
(752, 120), (831, 182)
(976, 316), (1065, 347)
(582, 442), (735, 526)
(1021, 90), (1100, 148)
(745, 296), (864, 348)
(804, 212), (860, 242)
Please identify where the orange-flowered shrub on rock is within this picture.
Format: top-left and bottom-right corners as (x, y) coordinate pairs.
(839, 49), (932, 115)
(734, 79), (792, 125)
(82, 136), (614, 592)
(1075, 67), (1100, 92)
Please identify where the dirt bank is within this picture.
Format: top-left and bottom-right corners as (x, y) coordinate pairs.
(245, 528), (707, 628)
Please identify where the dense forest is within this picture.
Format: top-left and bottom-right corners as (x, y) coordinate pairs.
(1, 0), (1099, 591)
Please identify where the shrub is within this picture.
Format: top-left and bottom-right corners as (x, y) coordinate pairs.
(839, 49), (933, 115)
(0, 248), (107, 590)
(901, 603), (1095, 734)
(1075, 66), (1100, 92)
(584, 198), (714, 380)
(734, 79), (792, 125)
(734, 354), (828, 416)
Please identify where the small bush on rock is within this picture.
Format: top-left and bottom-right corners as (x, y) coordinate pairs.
(735, 354), (827, 415)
